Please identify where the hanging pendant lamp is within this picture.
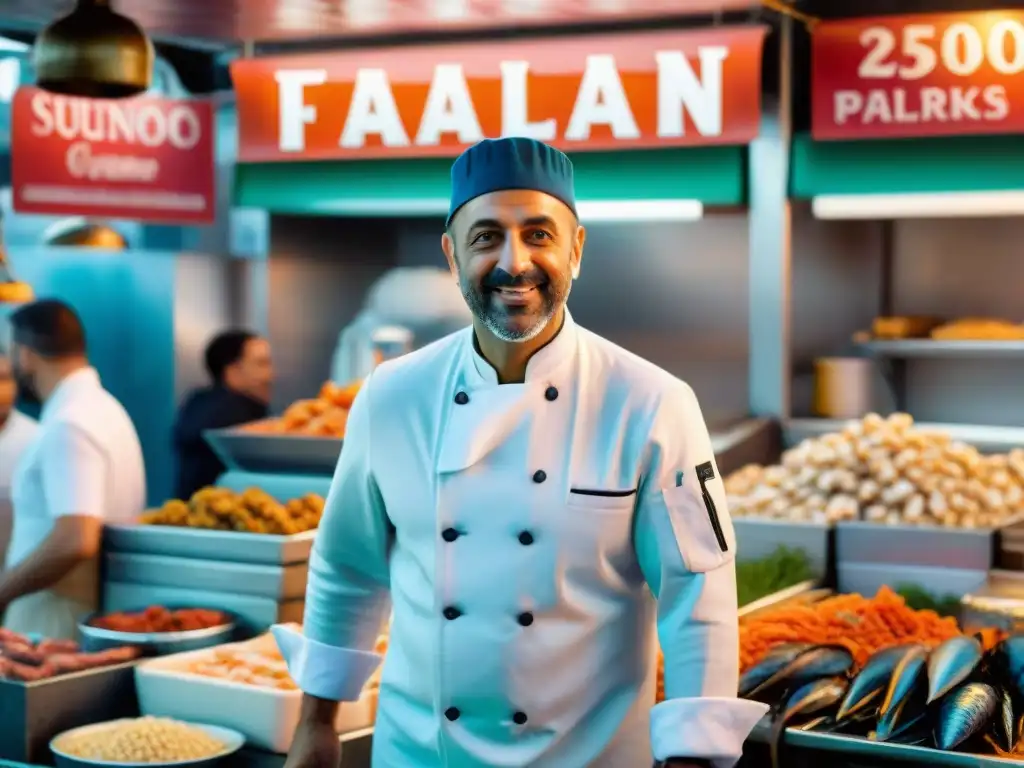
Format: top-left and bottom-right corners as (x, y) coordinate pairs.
(33, 0), (153, 99)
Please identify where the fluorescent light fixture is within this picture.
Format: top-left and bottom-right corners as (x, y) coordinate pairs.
(577, 199), (703, 222)
(309, 197), (704, 221)
(310, 198), (450, 216)
(812, 191), (1024, 220)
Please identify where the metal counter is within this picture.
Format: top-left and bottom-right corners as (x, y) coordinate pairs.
(225, 729), (372, 768)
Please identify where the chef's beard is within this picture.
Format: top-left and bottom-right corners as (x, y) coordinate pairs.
(459, 265), (571, 343)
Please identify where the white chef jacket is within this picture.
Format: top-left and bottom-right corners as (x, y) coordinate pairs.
(0, 410), (38, 497)
(6, 368), (145, 636)
(274, 312), (767, 767)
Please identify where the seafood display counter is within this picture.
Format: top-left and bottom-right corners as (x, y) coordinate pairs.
(725, 412), (1024, 600)
(736, 583), (1024, 766)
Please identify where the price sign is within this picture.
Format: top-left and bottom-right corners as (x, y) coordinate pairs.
(812, 12), (1024, 140)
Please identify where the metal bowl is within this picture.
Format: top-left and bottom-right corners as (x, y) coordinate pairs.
(78, 609), (236, 657)
(51, 719), (245, 767)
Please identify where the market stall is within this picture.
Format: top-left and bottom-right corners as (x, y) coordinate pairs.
(227, 24), (776, 487)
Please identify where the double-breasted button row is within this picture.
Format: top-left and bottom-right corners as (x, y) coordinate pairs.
(442, 606), (533, 627)
(454, 386), (557, 405)
(443, 707), (528, 725)
(441, 528), (535, 545)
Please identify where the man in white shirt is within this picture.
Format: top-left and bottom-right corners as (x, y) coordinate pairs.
(2, 299), (145, 638)
(0, 353), (38, 568)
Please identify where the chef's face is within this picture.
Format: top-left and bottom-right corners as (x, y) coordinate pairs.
(10, 343), (40, 407)
(0, 355), (14, 421)
(443, 190), (585, 343)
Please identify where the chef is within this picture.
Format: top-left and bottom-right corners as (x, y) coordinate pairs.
(275, 138), (767, 768)
(2, 299), (145, 638)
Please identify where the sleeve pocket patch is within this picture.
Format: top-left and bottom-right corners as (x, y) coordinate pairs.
(661, 482), (735, 573)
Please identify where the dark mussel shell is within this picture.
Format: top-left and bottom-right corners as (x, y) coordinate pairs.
(997, 635), (1024, 699)
(739, 643), (815, 698)
(992, 686), (1015, 753)
(781, 676), (850, 725)
(934, 682), (998, 751)
(771, 677), (849, 768)
(746, 644), (855, 701)
(837, 644), (918, 723)
(927, 635), (982, 704)
(876, 645), (929, 742)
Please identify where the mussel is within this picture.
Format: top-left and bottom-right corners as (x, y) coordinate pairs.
(927, 635), (982, 704)
(739, 643), (815, 698)
(836, 644), (916, 723)
(876, 645), (929, 742)
(934, 682), (998, 751)
(771, 677), (849, 768)
(992, 686), (1015, 753)
(997, 634), (1024, 698)
(745, 644), (854, 701)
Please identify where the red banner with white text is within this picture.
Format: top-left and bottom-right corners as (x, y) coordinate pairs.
(11, 87), (216, 225)
(812, 11), (1024, 140)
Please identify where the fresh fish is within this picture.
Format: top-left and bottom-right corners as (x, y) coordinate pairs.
(934, 682), (998, 751)
(770, 677), (848, 768)
(746, 645), (855, 700)
(739, 643), (815, 698)
(927, 635), (982, 704)
(876, 645), (929, 742)
(837, 644), (917, 722)
(992, 686), (1015, 752)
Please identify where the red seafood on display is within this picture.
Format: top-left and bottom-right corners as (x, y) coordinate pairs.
(0, 628), (140, 682)
(89, 606), (229, 634)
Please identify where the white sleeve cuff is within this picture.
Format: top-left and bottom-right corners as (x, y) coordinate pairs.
(650, 697), (769, 767)
(271, 624), (382, 701)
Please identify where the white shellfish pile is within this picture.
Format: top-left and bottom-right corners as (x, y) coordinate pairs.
(725, 413), (1024, 527)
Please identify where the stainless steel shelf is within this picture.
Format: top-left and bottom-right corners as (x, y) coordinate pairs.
(785, 418), (1024, 453)
(859, 339), (1024, 357)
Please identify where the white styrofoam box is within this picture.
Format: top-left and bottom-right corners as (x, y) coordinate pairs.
(135, 634), (375, 753)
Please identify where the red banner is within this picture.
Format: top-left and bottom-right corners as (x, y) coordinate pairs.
(231, 27), (767, 163)
(812, 11), (1024, 140)
(11, 87), (216, 225)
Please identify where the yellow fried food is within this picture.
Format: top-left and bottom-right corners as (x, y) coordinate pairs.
(241, 380), (362, 438)
(142, 487), (325, 534)
(54, 717), (227, 762)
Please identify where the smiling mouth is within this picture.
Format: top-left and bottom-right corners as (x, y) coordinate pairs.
(490, 285), (540, 307)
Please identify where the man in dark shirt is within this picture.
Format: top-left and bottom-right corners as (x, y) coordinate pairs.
(173, 330), (274, 498)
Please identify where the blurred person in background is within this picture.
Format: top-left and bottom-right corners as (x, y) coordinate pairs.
(173, 330), (274, 498)
(2, 299), (145, 638)
(0, 352), (38, 569)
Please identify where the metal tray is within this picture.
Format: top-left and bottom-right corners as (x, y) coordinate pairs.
(837, 562), (989, 600)
(103, 525), (315, 566)
(78, 610), (237, 657)
(738, 580), (828, 619)
(102, 582), (303, 635)
(734, 519), (831, 578)
(836, 521), (996, 571)
(0, 661), (138, 764)
(224, 729), (372, 768)
(961, 570), (1024, 632)
(104, 553), (309, 600)
(204, 427), (342, 476)
(749, 720), (1022, 766)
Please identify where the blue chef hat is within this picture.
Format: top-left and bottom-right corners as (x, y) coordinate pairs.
(446, 137), (576, 227)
